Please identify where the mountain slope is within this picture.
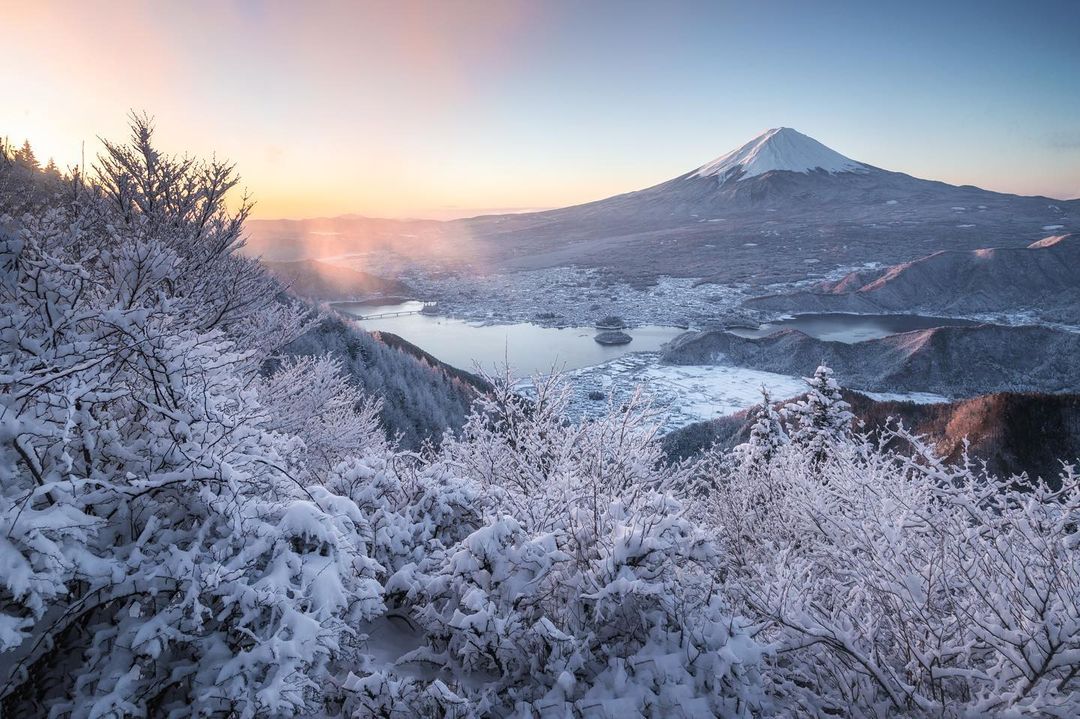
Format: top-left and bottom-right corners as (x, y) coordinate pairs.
(245, 128), (1079, 285)
(744, 233), (1080, 322)
(278, 314), (480, 448)
(693, 127), (868, 179)
(661, 324), (1080, 396)
(846, 391), (1080, 485)
(453, 129), (1076, 281)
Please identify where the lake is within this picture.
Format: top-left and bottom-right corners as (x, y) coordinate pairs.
(333, 302), (984, 375)
(728, 313), (981, 344)
(332, 301), (687, 377)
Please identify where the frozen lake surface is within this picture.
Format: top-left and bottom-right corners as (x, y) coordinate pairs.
(565, 355), (811, 431)
(564, 353), (947, 432)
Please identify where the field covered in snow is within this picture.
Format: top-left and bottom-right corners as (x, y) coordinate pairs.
(558, 353), (946, 433)
(564, 354), (808, 431)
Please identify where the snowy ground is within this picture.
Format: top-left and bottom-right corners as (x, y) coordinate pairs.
(399, 267), (755, 328)
(519, 354), (910, 433)
(566, 355), (807, 432)
(544, 353), (950, 434)
(332, 253), (909, 330)
(860, 390), (951, 404)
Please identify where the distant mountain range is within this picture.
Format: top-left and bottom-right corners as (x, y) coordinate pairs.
(661, 323), (1080, 396)
(246, 128), (1078, 285)
(745, 233), (1080, 323)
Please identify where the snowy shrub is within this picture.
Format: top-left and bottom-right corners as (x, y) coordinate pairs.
(417, 516), (563, 677)
(0, 121), (384, 716)
(379, 372), (765, 716)
(341, 670), (469, 718)
(256, 355), (387, 477)
(405, 494), (763, 716)
(712, 425), (1080, 717)
(440, 369), (683, 533)
(309, 452), (499, 698)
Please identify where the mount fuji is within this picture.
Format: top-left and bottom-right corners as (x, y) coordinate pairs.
(248, 128), (1078, 285)
(692, 127), (867, 179)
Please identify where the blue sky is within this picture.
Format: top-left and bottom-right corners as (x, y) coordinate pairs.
(6, 0), (1079, 217)
(479, 0), (1080, 197)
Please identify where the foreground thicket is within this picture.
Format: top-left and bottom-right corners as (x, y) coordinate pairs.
(2, 124), (1078, 717)
(708, 373), (1080, 717)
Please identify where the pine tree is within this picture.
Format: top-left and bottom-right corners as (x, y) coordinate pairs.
(782, 364), (854, 467)
(43, 157), (62, 180)
(14, 140), (39, 170)
(739, 385), (788, 470)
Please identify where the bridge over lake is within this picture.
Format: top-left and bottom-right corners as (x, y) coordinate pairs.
(354, 302), (438, 320)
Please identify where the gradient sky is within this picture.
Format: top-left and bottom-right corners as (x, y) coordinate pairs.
(5, 0), (1079, 219)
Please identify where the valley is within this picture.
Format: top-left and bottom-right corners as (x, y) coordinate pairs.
(331, 297), (978, 432)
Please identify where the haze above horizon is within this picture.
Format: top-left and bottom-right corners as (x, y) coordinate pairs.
(5, 0), (1079, 219)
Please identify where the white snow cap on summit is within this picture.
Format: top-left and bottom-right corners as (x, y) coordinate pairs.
(694, 127), (866, 180)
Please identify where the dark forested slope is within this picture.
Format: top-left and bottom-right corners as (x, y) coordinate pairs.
(280, 315), (479, 448)
(664, 390), (1080, 482)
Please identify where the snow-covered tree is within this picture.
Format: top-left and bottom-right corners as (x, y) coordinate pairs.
(256, 354), (386, 477)
(14, 140), (39, 170)
(0, 122), (380, 716)
(42, 158), (62, 182)
(782, 364), (855, 467)
(0, 138), (67, 214)
(737, 385), (788, 471)
(88, 113), (309, 362)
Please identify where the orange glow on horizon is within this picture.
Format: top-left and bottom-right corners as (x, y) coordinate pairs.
(5, 1), (1079, 219)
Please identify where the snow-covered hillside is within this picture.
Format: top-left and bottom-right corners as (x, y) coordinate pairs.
(744, 233), (1080, 325)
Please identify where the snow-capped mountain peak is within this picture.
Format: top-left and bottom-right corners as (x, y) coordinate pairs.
(694, 127), (866, 180)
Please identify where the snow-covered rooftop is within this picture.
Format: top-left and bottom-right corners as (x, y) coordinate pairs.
(694, 127), (866, 180)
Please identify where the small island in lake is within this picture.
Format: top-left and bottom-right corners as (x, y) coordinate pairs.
(594, 330), (632, 345)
